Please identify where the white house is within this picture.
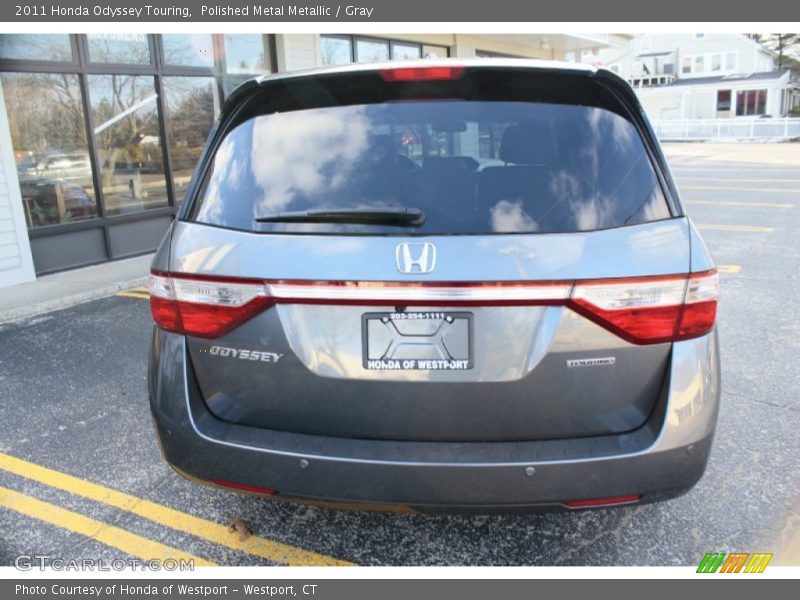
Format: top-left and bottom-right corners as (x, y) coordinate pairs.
(582, 33), (800, 120)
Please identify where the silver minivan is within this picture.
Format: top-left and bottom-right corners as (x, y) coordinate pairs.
(148, 59), (720, 511)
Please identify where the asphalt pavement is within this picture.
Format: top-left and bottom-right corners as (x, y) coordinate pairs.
(0, 145), (798, 566)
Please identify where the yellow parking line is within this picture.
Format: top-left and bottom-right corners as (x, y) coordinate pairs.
(696, 223), (775, 233)
(117, 291), (150, 300)
(685, 200), (793, 209)
(0, 452), (351, 566)
(718, 265), (742, 274)
(0, 486), (215, 566)
(682, 186), (797, 194)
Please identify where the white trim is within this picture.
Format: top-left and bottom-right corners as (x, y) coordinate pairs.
(0, 79), (36, 288)
(636, 72), (789, 93)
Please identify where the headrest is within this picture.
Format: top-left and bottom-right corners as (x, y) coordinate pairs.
(499, 121), (554, 165)
(367, 134), (396, 156)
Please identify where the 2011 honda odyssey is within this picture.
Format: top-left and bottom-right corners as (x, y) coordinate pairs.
(148, 59), (720, 511)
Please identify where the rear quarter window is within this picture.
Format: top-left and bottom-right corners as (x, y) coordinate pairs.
(190, 71), (671, 235)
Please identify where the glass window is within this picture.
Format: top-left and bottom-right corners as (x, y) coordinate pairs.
(476, 49), (520, 58)
(87, 75), (167, 215)
(681, 57), (692, 74)
(693, 56), (705, 73)
(716, 90), (731, 112)
(193, 97), (668, 235)
(223, 35), (271, 74)
(163, 77), (219, 203)
(735, 91), (746, 116)
(356, 39), (390, 63)
(422, 44), (448, 59)
(755, 90), (767, 115)
(736, 89), (768, 116)
(745, 91), (757, 115)
(320, 36), (352, 65)
(87, 34), (151, 65)
(391, 42), (422, 61)
(711, 54), (722, 72)
(161, 34), (214, 69)
(1, 72), (97, 228)
(0, 34), (74, 62)
(725, 52), (736, 70)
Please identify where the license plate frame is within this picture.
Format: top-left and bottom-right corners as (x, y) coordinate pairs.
(361, 311), (474, 371)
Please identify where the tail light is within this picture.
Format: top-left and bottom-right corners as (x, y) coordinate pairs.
(570, 270), (718, 344)
(149, 269), (717, 344)
(380, 66), (465, 82)
(148, 271), (273, 338)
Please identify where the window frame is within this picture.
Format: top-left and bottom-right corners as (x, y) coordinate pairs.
(716, 89), (732, 112)
(0, 34), (79, 67)
(320, 34), (448, 65)
(735, 89), (768, 117)
(0, 33), (275, 253)
(85, 33), (155, 69)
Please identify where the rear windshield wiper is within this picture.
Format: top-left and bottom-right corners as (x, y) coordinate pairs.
(255, 206), (426, 227)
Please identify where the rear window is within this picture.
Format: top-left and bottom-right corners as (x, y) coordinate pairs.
(191, 71), (670, 235)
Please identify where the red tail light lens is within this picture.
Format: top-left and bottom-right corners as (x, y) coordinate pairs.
(676, 271), (719, 339)
(569, 270), (718, 345)
(380, 66), (465, 82)
(148, 271), (273, 338)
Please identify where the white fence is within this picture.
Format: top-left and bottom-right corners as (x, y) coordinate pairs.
(652, 118), (800, 141)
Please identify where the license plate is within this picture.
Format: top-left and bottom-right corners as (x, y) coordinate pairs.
(361, 311), (473, 370)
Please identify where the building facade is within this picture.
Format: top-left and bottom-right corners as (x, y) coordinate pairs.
(0, 33), (625, 287)
(582, 33), (800, 121)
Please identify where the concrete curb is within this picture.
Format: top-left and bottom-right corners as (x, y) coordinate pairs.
(0, 276), (149, 326)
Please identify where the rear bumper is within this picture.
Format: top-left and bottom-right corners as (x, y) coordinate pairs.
(149, 328), (720, 509)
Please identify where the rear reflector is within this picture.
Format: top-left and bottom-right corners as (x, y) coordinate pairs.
(380, 66), (465, 82)
(149, 269), (717, 344)
(210, 479), (278, 496)
(563, 494), (642, 508)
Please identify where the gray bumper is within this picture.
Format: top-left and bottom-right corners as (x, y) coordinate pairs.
(149, 328), (720, 509)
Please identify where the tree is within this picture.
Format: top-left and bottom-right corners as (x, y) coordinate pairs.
(751, 34), (800, 70)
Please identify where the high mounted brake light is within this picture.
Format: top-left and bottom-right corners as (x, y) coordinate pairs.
(149, 270), (718, 343)
(379, 66), (466, 82)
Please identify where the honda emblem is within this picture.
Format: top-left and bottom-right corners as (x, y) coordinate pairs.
(395, 242), (437, 274)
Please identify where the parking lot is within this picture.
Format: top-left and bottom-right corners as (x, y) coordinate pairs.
(1, 143), (798, 567)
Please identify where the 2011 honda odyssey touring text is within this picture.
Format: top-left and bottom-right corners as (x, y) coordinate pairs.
(148, 59), (720, 511)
